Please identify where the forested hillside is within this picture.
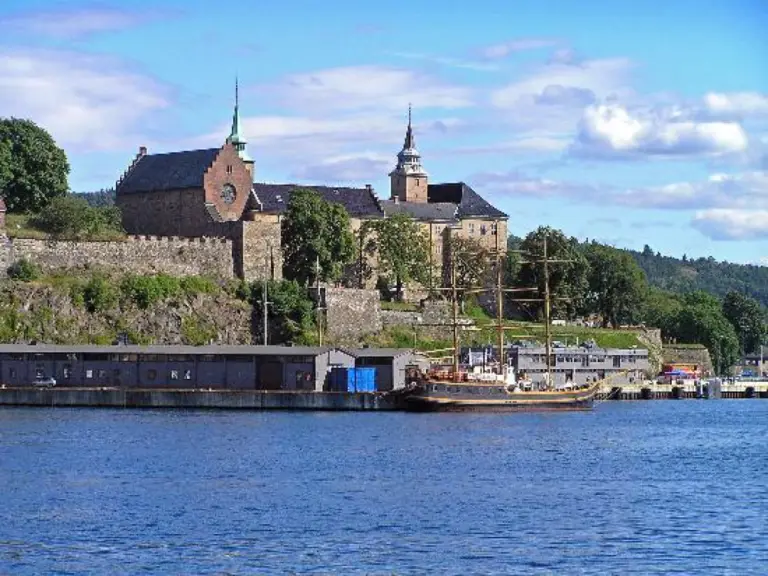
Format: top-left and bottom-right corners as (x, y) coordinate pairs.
(628, 245), (768, 307)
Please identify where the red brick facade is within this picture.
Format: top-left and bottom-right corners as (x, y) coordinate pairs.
(203, 143), (252, 221)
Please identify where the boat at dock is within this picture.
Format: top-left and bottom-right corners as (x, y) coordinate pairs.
(401, 366), (600, 412)
(398, 231), (603, 413)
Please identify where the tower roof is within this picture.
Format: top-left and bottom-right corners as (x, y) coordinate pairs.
(227, 78), (252, 162)
(390, 104), (427, 177)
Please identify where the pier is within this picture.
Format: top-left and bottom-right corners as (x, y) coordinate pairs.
(598, 380), (768, 400)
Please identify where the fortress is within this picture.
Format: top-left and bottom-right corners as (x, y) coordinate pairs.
(2, 87), (508, 290)
(114, 86), (509, 286)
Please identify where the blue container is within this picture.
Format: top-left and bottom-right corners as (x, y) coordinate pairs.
(356, 367), (377, 392)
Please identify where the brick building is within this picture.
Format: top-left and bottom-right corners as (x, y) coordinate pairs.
(115, 89), (507, 287)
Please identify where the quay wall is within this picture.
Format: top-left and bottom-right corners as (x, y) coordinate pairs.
(2, 236), (234, 279)
(0, 388), (400, 411)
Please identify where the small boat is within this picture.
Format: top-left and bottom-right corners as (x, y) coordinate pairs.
(401, 365), (600, 412)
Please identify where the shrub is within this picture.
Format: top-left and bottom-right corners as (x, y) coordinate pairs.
(120, 274), (181, 309)
(7, 258), (40, 281)
(181, 316), (217, 346)
(83, 276), (118, 313)
(179, 276), (218, 296)
(30, 195), (125, 240)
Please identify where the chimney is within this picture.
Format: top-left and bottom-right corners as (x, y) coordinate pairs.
(365, 184), (372, 193)
(393, 195), (400, 204)
(139, 146), (147, 157)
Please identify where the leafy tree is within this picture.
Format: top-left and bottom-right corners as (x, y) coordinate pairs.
(30, 195), (124, 239)
(675, 292), (740, 375)
(722, 291), (765, 354)
(281, 188), (356, 286)
(447, 236), (492, 310)
(0, 118), (69, 212)
(249, 280), (315, 343)
(375, 213), (430, 301)
(642, 288), (683, 337)
(347, 220), (378, 289)
(516, 226), (588, 320)
(583, 242), (648, 327)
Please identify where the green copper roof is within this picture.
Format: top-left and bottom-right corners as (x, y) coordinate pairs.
(228, 78), (252, 162)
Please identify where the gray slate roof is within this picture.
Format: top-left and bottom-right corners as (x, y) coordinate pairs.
(116, 148), (220, 195)
(428, 182), (508, 219)
(253, 184), (383, 218)
(379, 200), (458, 222)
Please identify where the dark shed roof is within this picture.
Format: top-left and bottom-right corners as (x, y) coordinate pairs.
(380, 200), (458, 222)
(0, 344), (333, 356)
(252, 184), (384, 218)
(116, 148), (220, 195)
(428, 182), (507, 219)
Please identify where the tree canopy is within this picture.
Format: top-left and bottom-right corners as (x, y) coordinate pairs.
(30, 195), (124, 240)
(722, 291), (765, 354)
(583, 242), (648, 328)
(281, 188), (356, 286)
(516, 226), (588, 320)
(375, 213), (430, 301)
(0, 118), (69, 212)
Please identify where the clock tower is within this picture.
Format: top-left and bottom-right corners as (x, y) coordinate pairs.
(389, 105), (428, 203)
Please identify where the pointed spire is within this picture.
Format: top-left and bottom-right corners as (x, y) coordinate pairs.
(403, 102), (415, 149)
(228, 76), (252, 162)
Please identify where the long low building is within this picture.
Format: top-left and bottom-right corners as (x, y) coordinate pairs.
(0, 344), (427, 392)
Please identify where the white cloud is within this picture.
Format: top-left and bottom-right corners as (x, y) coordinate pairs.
(389, 52), (497, 72)
(472, 169), (768, 212)
(491, 57), (632, 110)
(572, 102), (749, 158)
(480, 38), (560, 60)
(0, 8), (145, 38)
(291, 152), (391, 182)
(692, 209), (768, 240)
(256, 65), (473, 113)
(704, 92), (768, 118)
(0, 49), (169, 151)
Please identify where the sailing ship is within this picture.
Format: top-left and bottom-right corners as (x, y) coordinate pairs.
(400, 233), (602, 412)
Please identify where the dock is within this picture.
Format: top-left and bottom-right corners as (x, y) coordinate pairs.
(598, 380), (768, 400)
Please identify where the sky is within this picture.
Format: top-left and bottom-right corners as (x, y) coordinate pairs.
(1, 0), (767, 263)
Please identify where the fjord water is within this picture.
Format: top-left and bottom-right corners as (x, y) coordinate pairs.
(1, 402), (766, 575)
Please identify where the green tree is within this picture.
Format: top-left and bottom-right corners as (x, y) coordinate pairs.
(250, 280), (315, 344)
(348, 220), (378, 288)
(281, 188), (356, 285)
(30, 195), (124, 239)
(583, 242), (648, 327)
(516, 226), (588, 320)
(448, 235), (492, 310)
(642, 288), (682, 337)
(722, 291), (765, 354)
(0, 118), (69, 212)
(675, 292), (740, 375)
(375, 213), (430, 301)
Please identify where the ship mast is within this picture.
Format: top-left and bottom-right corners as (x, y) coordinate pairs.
(543, 233), (552, 384)
(451, 247), (460, 380)
(496, 221), (504, 375)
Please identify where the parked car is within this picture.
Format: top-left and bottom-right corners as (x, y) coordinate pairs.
(32, 377), (57, 388)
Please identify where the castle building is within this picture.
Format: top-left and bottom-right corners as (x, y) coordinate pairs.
(114, 87), (508, 287)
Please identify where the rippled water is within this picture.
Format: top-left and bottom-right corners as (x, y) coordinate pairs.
(1, 401), (767, 574)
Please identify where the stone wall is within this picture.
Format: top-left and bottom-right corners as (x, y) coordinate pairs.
(2, 236), (234, 279)
(320, 287), (382, 341)
(238, 215), (283, 282)
(663, 344), (714, 376)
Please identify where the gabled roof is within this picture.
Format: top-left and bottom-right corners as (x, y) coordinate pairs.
(252, 184), (384, 218)
(380, 200), (458, 222)
(428, 182), (507, 219)
(116, 148), (220, 195)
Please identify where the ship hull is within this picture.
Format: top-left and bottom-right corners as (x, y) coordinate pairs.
(401, 382), (600, 413)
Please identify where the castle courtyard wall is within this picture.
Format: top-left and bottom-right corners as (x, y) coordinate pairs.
(2, 236), (235, 279)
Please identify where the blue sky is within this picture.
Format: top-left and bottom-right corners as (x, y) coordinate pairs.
(1, 0), (767, 262)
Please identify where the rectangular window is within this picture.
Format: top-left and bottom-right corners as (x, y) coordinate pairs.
(468, 223), (475, 234)
(226, 165), (233, 174)
(491, 222), (498, 235)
